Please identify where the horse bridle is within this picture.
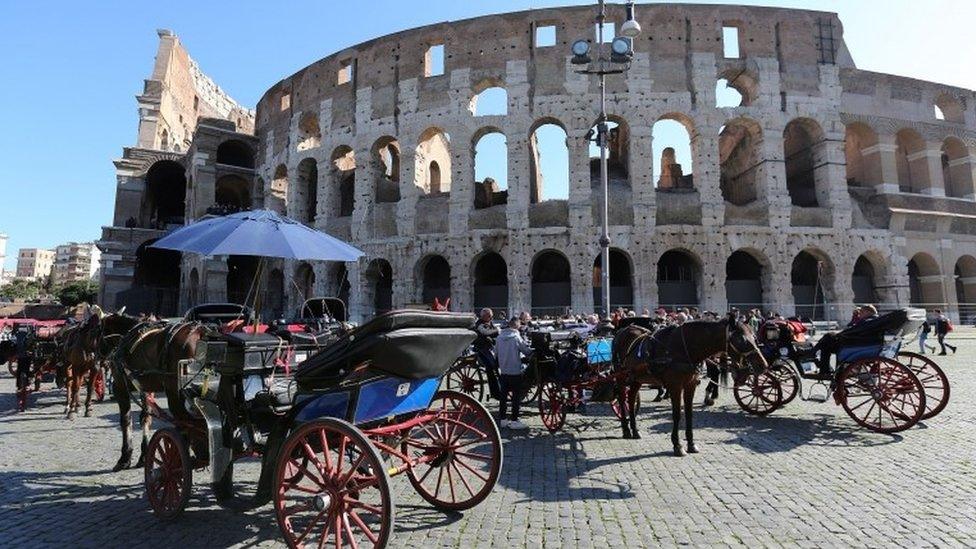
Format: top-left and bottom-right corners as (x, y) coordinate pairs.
(725, 324), (762, 370)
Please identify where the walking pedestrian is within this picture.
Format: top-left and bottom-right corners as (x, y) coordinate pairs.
(934, 309), (957, 355)
(919, 317), (935, 354)
(495, 317), (533, 430)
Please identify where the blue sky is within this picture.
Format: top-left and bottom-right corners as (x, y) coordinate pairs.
(1, 1), (974, 269)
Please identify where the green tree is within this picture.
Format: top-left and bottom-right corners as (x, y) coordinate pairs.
(0, 279), (43, 301)
(56, 281), (99, 307)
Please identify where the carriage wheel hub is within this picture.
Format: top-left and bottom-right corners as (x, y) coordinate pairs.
(313, 492), (334, 512)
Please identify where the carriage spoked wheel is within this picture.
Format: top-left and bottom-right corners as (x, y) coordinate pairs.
(733, 371), (783, 416)
(445, 360), (487, 402)
(145, 427), (193, 520)
(897, 352), (950, 420)
(836, 357), (925, 433)
(769, 361), (800, 406)
(538, 381), (568, 433)
(402, 390), (502, 511)
(611, 385), (642, 420)
(275, 418), (393, 549)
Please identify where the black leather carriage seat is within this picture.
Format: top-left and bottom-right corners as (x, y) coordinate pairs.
(295, 310), (476, 388)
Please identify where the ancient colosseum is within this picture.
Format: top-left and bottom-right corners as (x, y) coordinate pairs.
(98, 5), (976, 324)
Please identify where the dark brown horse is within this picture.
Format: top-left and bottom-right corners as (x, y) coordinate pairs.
(108, 320), (209, 471)
(612, 315), (768, 456)
(63, 315), (103, 418)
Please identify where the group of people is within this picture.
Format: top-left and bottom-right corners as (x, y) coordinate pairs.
(920, 309), (957, 355)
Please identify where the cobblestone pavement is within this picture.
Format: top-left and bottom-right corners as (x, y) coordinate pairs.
(1, 334), (975, 548)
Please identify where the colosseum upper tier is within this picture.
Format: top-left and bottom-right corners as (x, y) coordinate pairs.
(99, 4), (976, 323)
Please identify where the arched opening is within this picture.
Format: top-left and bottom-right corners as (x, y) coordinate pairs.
(896, 129), (929, 194)
(364, 259), (393, 316)
(715, 70), (757, 108)
(298, 112), (321, 151)
(726, 250), (764, 310)
(653, 117), (694, 190)
(473, 129), (506, 208)
(592, 248), (634, 315)
(942, 137), (973, 198)
(214, 175), (252, 211)
(852, 254), (879, 305)
(187, 268), (199, 310)
(590, 117), (629, 186)
(270, 164), (288, 215)
(719, 118), (762, 205)
(470, 86), (508, 117)
(529, 120), (570, 203)
(844, 123), (881, 187)
(127, 239), (181, 316)
(473, 252), (508, 314)
(330, 146), (356, 217)
(783, 118), (825, 207)
(908, 253), (943, 309)
(216, 140), (255, 169)
(226, 255), (260, 305)
(372, 137), (401, 203)
(420, 255), (451, 305)
(955, 255), (976, 322)
(429, 161), (442, 194)
(295, 262), (316, 303)
(791, 250), (829, 320)
(267, 268), (285, 320)
(657, 250), (700, 307)
(531, 251), (571, 316)
(142, 160), (186, 228)
(934, 94), (965, 123)
(296, 158), (318, 223)
(416, 128), (452, 195)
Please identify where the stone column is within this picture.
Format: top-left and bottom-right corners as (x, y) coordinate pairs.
(629, 125), (655, 229)
(693, 128), (724, 227)
(920, 142), (946, 197)
(864, 135), (900, 194)
(567, 126), (594, 231)
(396, 138), (419, 238)
(823, 124), (852, 228)
(760, 128), (790, 229)
(350, 141), (374, 241)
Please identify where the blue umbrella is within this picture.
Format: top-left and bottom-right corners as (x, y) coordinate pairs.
(150, 209), (363, 261)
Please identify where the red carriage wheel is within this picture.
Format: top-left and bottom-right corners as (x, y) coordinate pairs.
(402, 390), (502, 511)
(733, 372), (782, 416)
(538, 381), (567, 433)
(897, 352), (950, 420)
(275, 418), (392, 549)
(145, 428), (193, 520)
(94, 369), (106, 402)
(769, 362), (800, 405)
(445, 360), (487, 402)
(611, 386), (642, 420)
(836, 357), (925, 433)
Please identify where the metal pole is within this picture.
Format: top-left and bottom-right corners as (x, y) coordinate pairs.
(597, 0), (611, 318)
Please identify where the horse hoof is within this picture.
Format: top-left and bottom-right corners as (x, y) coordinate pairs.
(673, 447), (686, 457)
(687, 443), (699, 454)
(622, 432), (633, 439)
(84, 408), (92, 418)
(632, 432), (642, 439)
(111, 459), (131, 472)
(67, 412), (75, 420)
(703, 398), (714, 407)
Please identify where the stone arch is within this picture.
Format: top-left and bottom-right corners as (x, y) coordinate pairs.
(472, 251), (509, 315)
(296, 157), (318, 223)
(657, 249), (701, 307)
(844, 123), (881, 187)
(895, 128), (930, 194)
(934, 93), (965, 123)
(330, 146), (356, 217)
(783, 117), (827, 207)
(719, 117), (763, 205)
(473, 127), (507, 207)
(531, 250), (571, 316)
(417, 254), (451, 305)
(270, 164), (288, 215)
(529, 117), (569, 203)
(955, 255), (976, 322)
(908, 252), (943, 308)
(653, 114), (695, 190)
(142, 160), (187, 228)
(726, 249), (767, 310)
(215, 175), (252, 210)
(227, 255), (260, 305)
(363, 258), (394, 317)
(297, 111), (321, 151)
(216, 140), (255, 169)
(332, 264), (351, 309)
(592, 248), (634, 314)
(416, 127), (452, 195)
(716, 68), (758, 108)
(129, 238), (181, 316)
(372, 136), (401, 203)
(852, 253), (884, 306)
(791, 249), (834, 320)
(941, 137), (973, 199)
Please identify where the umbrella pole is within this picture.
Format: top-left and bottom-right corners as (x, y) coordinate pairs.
(252, 257), (266, 332)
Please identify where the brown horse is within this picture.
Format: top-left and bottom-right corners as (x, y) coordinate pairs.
(611, 315), (768, 456)
(108, 320), (209, 471)
(63, 315), (104, 418)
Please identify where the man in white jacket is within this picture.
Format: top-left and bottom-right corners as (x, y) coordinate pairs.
(495, 317), (533, 430)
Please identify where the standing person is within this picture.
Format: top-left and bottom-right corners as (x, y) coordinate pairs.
(934, 309), (957, 355)
(919, 317), (935, 354)
(13, 325), (33, 413)
(474, 308), (501, 399)
(495, 317), (533, 430)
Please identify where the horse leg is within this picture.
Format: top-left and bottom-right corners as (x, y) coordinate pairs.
(135, 393), (154, 468)
(64, 368), (73, 416)
(670, 384), (684, 457)
(684, 381), (698, 454)
(627, 383), (640, 439)
(617, 383), (633, 439)
(83, 369), (95, 417)
(112, 374), (133, 472)
(704, 360), (718, 406)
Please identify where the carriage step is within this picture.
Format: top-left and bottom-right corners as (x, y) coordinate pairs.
(806, 383), (830, 403)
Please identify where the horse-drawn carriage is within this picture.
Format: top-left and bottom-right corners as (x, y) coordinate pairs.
(138, 310), (502, 548)
(737, 308), (947, 433)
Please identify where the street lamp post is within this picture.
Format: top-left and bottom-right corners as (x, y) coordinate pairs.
(571, 1), (641, 318)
